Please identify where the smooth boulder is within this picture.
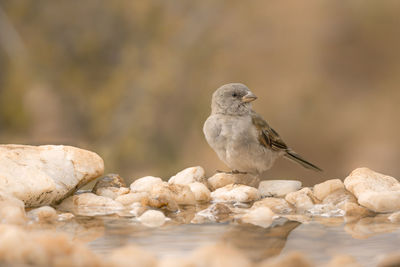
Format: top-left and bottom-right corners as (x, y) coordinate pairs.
(0, 145), (104, 207)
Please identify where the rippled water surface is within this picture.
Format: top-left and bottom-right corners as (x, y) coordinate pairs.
(66, 214), (400, 267)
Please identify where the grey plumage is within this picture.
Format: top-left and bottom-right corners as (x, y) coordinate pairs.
(203, 83), (322, 175)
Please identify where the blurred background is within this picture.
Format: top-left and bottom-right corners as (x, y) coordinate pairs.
(0, 1), (399, 186)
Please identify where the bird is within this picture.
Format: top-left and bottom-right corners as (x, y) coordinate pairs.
(203, 83), (322, 175)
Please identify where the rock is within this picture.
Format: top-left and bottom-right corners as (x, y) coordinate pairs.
(388, 211), (400, 223)
(258, 251), (313, 267)
(138, 210), (166, 227)
(149, 183), (195, 206)
(168, 166), (206, 185)
(252, 197), (293, 214)
(58, 212), (75, 221)
(94, 187), (130, 200)
(241, 206), (275, 228)
(130, 176), (163, 193)
(344, 168), (400, 213)
(188, 182), (211, 202)
(342, 202), (372, 218)
(307, 203), (345, 217)
(107, 245), (157, 267)
(313, 179), (344, 201)
(322, 188), (357, 208)
(57, 193), (124, 216)
(283, 214), (312, 224)
(92, 173), (126, 192)
(27, 206), (58, 222)
(211, 184), (260, 203)
(192, 203), (232, 223)
(324, 255), (361, 267)
(207, 172), (260, 191)
(378, 252), (400, 267)
(258, 180), (302, 197)
(115, 192), (149, 206)
(0, 144), (104, 207)
(0, 191), (27, 225)
(0, 224), (102, 266)
(285, 188), (317, 212)
(187, 243), (252, 267)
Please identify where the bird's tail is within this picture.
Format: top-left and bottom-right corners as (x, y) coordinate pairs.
(284, 150), (322, 172)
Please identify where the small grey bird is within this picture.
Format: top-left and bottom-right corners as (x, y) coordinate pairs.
(203, 83), (322, 175)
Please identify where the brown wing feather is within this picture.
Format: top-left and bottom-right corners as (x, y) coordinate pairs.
(251, 112), (288, 151)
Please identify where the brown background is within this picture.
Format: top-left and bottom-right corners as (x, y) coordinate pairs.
(1, 1), (399, 185)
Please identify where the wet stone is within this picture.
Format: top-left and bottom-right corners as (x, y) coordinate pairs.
(240, 206), (275, 228)
(207, 172), (260, 191)
(94, 187), (130, 200)
(27, 206), (58, 223)
(211, 184), (260, 203)
(252, 197), (293, 214)
(313, 179), (345, 201)
(192, 203), (232, 223)
(138, 210), (166, 227)
(258, 180), (302, 198)
(92, 173), (126, 193)
(188, 182), (211, 202)
(285, 188), (317, 213)
(168, 166), (206, 185)
(130, 176), (164, 193)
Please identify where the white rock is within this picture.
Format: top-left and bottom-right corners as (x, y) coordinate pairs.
(207, 173), (260, 191)
(27, 206), (58, 222)
(211, 184), (260, 203)
(168, 166), (205, 185)
(95, 187), (130, 200)
(150, 183), (195, 205)
(258, 180), (302, 197)
(313, 179), (344, 201)
(252, 197), (293, 214)
(0, 145), (104, 207)
(188, 182), (211, 202)
(344, 168), (400, 213)
(58, 212), (75, 221)
(285, 188), (316, 212)
(0, 191), (27, 224)
(138, 210), (166, 227)
(130, 176), (163, 193)
(57, 193), (124, 216)
(241, 207), (275, 228)
(115, 192), (149, 206)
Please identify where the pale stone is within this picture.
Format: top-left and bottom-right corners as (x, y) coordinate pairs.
(211, 184), (260, 203)
(0, 224), (102, 266)
(241, 206), (275, 228)
(324, 255), (361, 267)
(58, 212), (74, 221)
(138, 210), (166, 227)
(130, 176), (163, 193)
(95, 187), (130, 200)
(115, 192), (149, 206)
(344, 168), (400, 213)
(168, 166), (206, 185)
(0, 145), (104, 207)
(150, 183), (195, 206)
(313, 179), (344, 201)
(342, 202), (372, 218)
(285, 188), (316, 212)
(322, 188), (357, 207)
(187, 243), (252, 267)
(258, 251), (313, 267)
(57, 193), (124, 216)
(258, 180), (302, 197)
(27, 206), (58, 222)
(388, 211), (400, 223)
(192, 203), (232, 223)
(92, 173), (126, 192)
(207, 172), (260, 191)
(188, 182), (211, 202)
(0, 191), (27, 225)
(307, 203), (345, 217)
(252, 197), (293, 214)
(107, 245), (157, 267)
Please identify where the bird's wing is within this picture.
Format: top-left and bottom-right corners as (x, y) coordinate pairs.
(250, 112), (288, 151)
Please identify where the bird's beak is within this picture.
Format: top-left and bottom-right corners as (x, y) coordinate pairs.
(242, 92), (257, 103)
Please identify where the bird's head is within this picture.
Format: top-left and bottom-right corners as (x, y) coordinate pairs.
(211, 83), (257, 115)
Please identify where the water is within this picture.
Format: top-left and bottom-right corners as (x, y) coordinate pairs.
(79, 214), (400, 266)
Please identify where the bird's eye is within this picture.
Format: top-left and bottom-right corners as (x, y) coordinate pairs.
(232, 93), (238, 97)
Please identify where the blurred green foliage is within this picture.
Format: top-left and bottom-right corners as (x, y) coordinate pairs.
(1, 1), (400, 185)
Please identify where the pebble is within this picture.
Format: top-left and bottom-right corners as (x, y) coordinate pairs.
(207, 172), (260, 191)
(258, 180), (302, 197)
(285, 188), (317, 212)
(241, 206), (275, 228)
(92, 173), (126, 192)
(130, 176), (164, 193)
(211, 184), (260, 203)
(251, 197), (293, 214)
(313, 179), (345, 201)
(115, 192), (149, 206)
(168, 166), (206, 185)
(95, 187), (130, 200)
(188, 182), (211, 202)
(27, 206), (58, 222)
(344, 168), (400, 213)
(138, 210), (166, 227)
